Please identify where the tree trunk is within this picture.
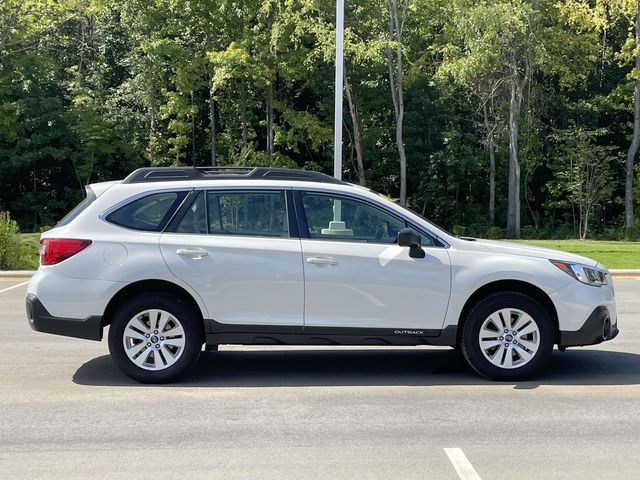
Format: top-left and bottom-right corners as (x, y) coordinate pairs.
(582, 206), (590, 240)
(344, 68), (365, 186)
(482, 100), (496, 224)
(266, 82), (274, 161)
(507, 79), (520, 237)
(240, 82), (248, 148)
(191, 91), (196, 166)
(208, 68), (216, 166)
(507, 45), (527, 238)
(386, 0), (407, 206)
(625, 3), (640, 229)
(148, 90), (157, 163)
(86, 150), (94, 185)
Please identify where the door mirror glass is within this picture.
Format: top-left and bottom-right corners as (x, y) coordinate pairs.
(397, 228), (426, 258)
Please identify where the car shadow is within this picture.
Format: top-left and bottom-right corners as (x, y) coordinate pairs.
(72, 347), (640, 388)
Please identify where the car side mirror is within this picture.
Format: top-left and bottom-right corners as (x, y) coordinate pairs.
(397, 228), (426, 259)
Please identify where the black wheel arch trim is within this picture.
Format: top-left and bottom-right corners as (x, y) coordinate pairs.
(102, 279), (206, 328)
(458, 280), (560, 345)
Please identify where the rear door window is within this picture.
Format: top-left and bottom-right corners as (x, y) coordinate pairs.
(106, 192), (185, 231)
(207, 191), (288, 237)
(174, 190), (289, 237)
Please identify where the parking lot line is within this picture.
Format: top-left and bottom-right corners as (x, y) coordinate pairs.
(444, 448), (482, 480)
(0, 281), (29, 294)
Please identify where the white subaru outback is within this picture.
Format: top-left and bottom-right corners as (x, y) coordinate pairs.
(27, 167), (618, 383)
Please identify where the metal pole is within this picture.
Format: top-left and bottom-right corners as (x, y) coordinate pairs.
(333, 0), (344, 181)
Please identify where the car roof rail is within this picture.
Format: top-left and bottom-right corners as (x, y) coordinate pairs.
(122, 167), (350, 185)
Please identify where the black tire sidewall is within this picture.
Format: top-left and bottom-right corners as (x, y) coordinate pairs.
(461, 292), (554, 381)
(108, 293), (203, 383)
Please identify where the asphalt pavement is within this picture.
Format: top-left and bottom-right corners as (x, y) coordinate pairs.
(1, 278), (639, 479)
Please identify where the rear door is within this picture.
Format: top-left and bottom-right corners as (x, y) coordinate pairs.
(159, 188), (304, 327)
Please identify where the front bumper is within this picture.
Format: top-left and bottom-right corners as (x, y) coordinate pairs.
(26, 293), (104, 341)
(559, 306), (618, 347)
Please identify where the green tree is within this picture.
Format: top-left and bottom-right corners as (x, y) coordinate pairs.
(550, 128), (615, 239)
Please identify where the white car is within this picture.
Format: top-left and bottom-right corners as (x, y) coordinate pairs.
(27, 167), (618, 383)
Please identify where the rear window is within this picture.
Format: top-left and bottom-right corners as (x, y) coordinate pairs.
(55, 187), (98, 227)
(106, 192), (185, 231)
(56, 198), (90, 227)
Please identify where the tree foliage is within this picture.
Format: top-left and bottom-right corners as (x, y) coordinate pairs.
(0, 0), (638, 239)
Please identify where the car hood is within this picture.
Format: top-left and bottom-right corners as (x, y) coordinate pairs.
(466, 239), (599, 267)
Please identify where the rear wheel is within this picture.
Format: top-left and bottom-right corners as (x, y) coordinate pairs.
(460, 292), (554, 381)
(108, 293), (203, 383)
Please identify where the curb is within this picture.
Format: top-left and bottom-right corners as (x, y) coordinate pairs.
(0, 271), (36, 279)
(609, 269), (640, 277)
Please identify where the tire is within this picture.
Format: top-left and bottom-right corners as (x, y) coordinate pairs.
(460, 292), (554, 381)
(107, 292), (204, 383)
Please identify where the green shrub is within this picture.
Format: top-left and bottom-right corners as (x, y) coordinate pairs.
(521, 225), (536, 239)
(0, 212), (23, 270)
(486, 226), (504, 239)
(452, 225), (466, 237)
(625, 226), (639, 241)
(591, 227), (625, 241)
(549, 224), (576, 240)
(466, 224), (490, 237)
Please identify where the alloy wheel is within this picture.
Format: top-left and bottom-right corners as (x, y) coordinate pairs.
(122, 309), (186, 371)
(478, 308), (540, 369)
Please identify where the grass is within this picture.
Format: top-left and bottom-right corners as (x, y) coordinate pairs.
(15, 234), (640, 270)
(20, 233), (40, 270)
(514, 240), (640, 269)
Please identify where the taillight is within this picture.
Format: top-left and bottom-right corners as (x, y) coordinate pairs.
(40, 238), (92, 265)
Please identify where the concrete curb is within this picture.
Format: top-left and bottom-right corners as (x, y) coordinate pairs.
(0, 271), (35, 279)
(1, 269), (639, 280)
(609, 269), (640, 277)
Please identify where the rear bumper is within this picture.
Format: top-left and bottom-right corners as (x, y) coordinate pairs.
(26, 293), (103, 341)
(559, 306), (618, 347)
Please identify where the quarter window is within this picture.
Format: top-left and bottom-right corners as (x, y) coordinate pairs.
(107, 192), (183, 231)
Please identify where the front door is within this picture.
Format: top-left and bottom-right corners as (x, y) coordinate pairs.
(160, 189), (304, 327)
(298, 190), (451, 331)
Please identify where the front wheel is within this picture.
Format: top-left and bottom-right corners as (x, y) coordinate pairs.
(460, 292), (554, 381)
(108, 293), (203, 383)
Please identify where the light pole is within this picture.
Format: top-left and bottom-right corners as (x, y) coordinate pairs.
(328, 0), (347, 230)
(322, 0), (352, 236)
(333, 0), (344, 181)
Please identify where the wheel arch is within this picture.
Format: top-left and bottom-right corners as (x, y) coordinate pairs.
(102, 279), (205, 328)
(457, 280), (560, 345)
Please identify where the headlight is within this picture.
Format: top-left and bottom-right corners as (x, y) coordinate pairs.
(550, 260), (608, 286)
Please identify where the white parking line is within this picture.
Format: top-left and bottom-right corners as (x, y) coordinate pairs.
(444, 448), (482, 480)
(0, 281), (29, 294)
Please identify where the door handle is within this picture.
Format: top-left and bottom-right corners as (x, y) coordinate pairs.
(306, 256), (338, 266)
(176, 248), (209, 259)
